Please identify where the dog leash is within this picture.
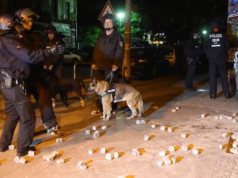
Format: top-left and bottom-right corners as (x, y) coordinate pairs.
(90, 68), (113, 84)
(105, 71), (113, 84)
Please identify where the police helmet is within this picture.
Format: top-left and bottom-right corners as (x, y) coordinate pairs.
(15, 8), (39, 24)
(101, 13), (115, 26)
(0, 14), (15, 34)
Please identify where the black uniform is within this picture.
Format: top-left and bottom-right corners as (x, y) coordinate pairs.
(45, 38), (65, 78)
(0, 33), (50, 156)
(203, 28), (230, 98)
(18, 32), (58, 130)
(92, 30), (124, 112)
(45, 38), (68, 103)
(184, 36), (200, 90)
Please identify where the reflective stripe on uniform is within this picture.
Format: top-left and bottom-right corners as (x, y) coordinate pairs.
(211, 45), (221, 47)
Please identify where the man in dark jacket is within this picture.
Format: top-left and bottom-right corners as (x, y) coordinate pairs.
(184, 31), (200, 91)
(44, 25), (68, 106)
(14, 8), (63, 135)
(0, 13), (63, 157)
(91, 13), (124, 116)
(203, 21), (231, 99)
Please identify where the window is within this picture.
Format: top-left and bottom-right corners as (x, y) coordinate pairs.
(52, 0), (58, 19)
(64, 50), (70, 55)
(64, 1), (70, 20)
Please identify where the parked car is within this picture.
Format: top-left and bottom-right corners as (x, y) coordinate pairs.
(131, 38), (150, 47)
(130, 47), (170, 79)
(78, 46), (94, 63)
(63, 50), (83, 64)
(67, 47), (94, 64)
(154, 45), (177, 66)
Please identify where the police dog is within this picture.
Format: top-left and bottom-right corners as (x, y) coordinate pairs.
(88, 79), (144, 120)
(46, 75), (86, 107)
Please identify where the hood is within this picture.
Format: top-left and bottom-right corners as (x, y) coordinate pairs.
(209, 21), (221, 32)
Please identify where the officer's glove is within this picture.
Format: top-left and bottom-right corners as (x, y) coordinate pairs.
(112, 65), (118, 71)
(91, 64), (97, 70)
(46, 45), (65, 56)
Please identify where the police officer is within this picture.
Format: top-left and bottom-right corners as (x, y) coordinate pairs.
(91, 13), (124, 116)
(184, 30), (200, 91)
(0, 14), (64, 157)
(44, 25), (68, 106)
(14, 8), (63, 135)
(203, 21), (231, 99)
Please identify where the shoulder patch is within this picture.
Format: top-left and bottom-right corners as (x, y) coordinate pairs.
(119, 41), (123, 47)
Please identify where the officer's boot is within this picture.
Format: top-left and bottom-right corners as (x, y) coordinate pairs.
(47, 126), (63, 136)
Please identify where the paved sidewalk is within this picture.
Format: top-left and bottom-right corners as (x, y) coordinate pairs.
(1, 73), (238, 178)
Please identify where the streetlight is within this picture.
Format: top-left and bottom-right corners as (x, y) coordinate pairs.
(202, 30), (207, 35)
(117, 12), (125, 30)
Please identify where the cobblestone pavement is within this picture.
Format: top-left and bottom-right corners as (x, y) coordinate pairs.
(1, 74), (238, 178)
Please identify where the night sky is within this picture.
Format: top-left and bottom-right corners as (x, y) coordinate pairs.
(78, 0), (228, 27)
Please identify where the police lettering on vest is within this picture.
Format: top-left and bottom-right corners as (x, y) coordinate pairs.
(209, 34), (222, 47)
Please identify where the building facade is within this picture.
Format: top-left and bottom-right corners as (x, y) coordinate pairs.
(0, 0), (77, 48)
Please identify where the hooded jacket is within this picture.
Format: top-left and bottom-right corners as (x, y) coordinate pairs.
(185, 36), (200, 59)
(203, 21), (229, 59)
(44, 38), (65, 78)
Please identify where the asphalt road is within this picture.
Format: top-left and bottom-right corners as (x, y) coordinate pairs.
(3, 70), (234, 178)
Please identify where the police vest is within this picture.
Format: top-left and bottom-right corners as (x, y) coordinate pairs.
(209, 33), (222, 48)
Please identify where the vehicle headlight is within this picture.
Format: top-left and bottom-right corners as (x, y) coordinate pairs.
(139, 59), (147, 63)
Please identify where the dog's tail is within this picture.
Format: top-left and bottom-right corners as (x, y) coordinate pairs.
(138, 95), (145, 117)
